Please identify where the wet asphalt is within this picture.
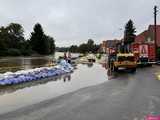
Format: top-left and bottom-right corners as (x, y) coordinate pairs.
(1, 65), (160, 120)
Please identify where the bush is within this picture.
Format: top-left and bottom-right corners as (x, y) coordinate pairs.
(7, 48), (21, 56)
(0, 50), (7, 56)
(20, 48), (33, 56)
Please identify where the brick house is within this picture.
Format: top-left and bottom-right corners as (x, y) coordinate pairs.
(99, 25), (160, 56)
(135, 25), (160, 46)
(132, 25), (160, 60)
(100, 39), (120, 53)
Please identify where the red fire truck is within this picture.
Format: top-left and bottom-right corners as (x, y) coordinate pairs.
(131, 43), (156, 65)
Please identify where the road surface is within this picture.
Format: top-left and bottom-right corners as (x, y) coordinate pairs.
(1, 65), (160, 120)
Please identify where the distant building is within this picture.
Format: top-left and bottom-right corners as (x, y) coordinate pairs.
(100, 39), (120, 53)
(100, 25), (160, 54)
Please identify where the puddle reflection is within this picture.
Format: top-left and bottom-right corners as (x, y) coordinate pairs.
(101, 61), (136, 80)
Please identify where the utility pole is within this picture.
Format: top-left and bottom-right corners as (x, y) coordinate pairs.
(154, 5), (158, 60)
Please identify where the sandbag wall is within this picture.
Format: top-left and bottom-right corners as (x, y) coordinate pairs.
(0, 60), (73, 86)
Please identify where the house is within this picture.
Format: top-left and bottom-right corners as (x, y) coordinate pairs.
(99, 25), (160, 55)
(135, 25), (160, 46)
(100, 39), (120, 53)
(132, 25), (160, 61)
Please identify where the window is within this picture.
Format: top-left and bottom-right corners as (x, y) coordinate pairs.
(147, 37), (151, 42)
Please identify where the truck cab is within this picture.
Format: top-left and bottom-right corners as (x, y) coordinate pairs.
(113, 53), (137, 72)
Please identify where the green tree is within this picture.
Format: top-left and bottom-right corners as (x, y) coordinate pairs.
(87, 39), (94, 52)
(46, 35), (55, 54)
(30, 23), (44, 54)
(78, 43), (88, 53)
(56, 47), (69, 52)
(0, 26), (13, 50)
(124, 19), (136, 52)
(87, 39), (94, 46)
(57, 39), (99, 54)
(0, 27), (7, 52)
(20, 40), (33, 56)
(6, 23), (25, 49)
(92, 44), (100, 53)
(30, 23), (55, 55)
(0, 23), (25, 56)
(69, 45), (78, 53)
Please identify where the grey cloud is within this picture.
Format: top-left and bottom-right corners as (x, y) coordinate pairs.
(0, 0), (159, 46)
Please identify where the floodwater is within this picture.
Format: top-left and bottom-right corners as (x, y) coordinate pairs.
(0, 54), (108, 114)
(0, 52), (65, 73)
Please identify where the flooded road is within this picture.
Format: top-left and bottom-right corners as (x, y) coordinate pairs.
(1, 65), (160, 120)
(0, 63), (108, 114)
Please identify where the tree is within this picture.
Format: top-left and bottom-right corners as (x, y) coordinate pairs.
(6, 23), (25, 49)
(44, 35), (55, 54)
(0, 23), (26, 56)
(57, 39), (99, 54)
(69, 45), (78, 53)
(7, 23), (24, 37)
(20, 40), (33, 56)
(30, 23), (45, 54)
(56, 47), (69, 52)
(30, 23), (55, 55)
(92, 44), (100, 53)
(0, 22), (55, 56)
(47, 36), (55, 54)
(78, 43), (88, 53)
(0, 27), (7, 51)
(87, 39), (94, 52)
(87, 39), (94, 46)
(124, 19), (136, 52)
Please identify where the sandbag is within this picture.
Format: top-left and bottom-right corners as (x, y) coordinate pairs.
(0, 60), (73, 85)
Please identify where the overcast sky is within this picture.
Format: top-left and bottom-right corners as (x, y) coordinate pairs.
(0, 0), (160, 47)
